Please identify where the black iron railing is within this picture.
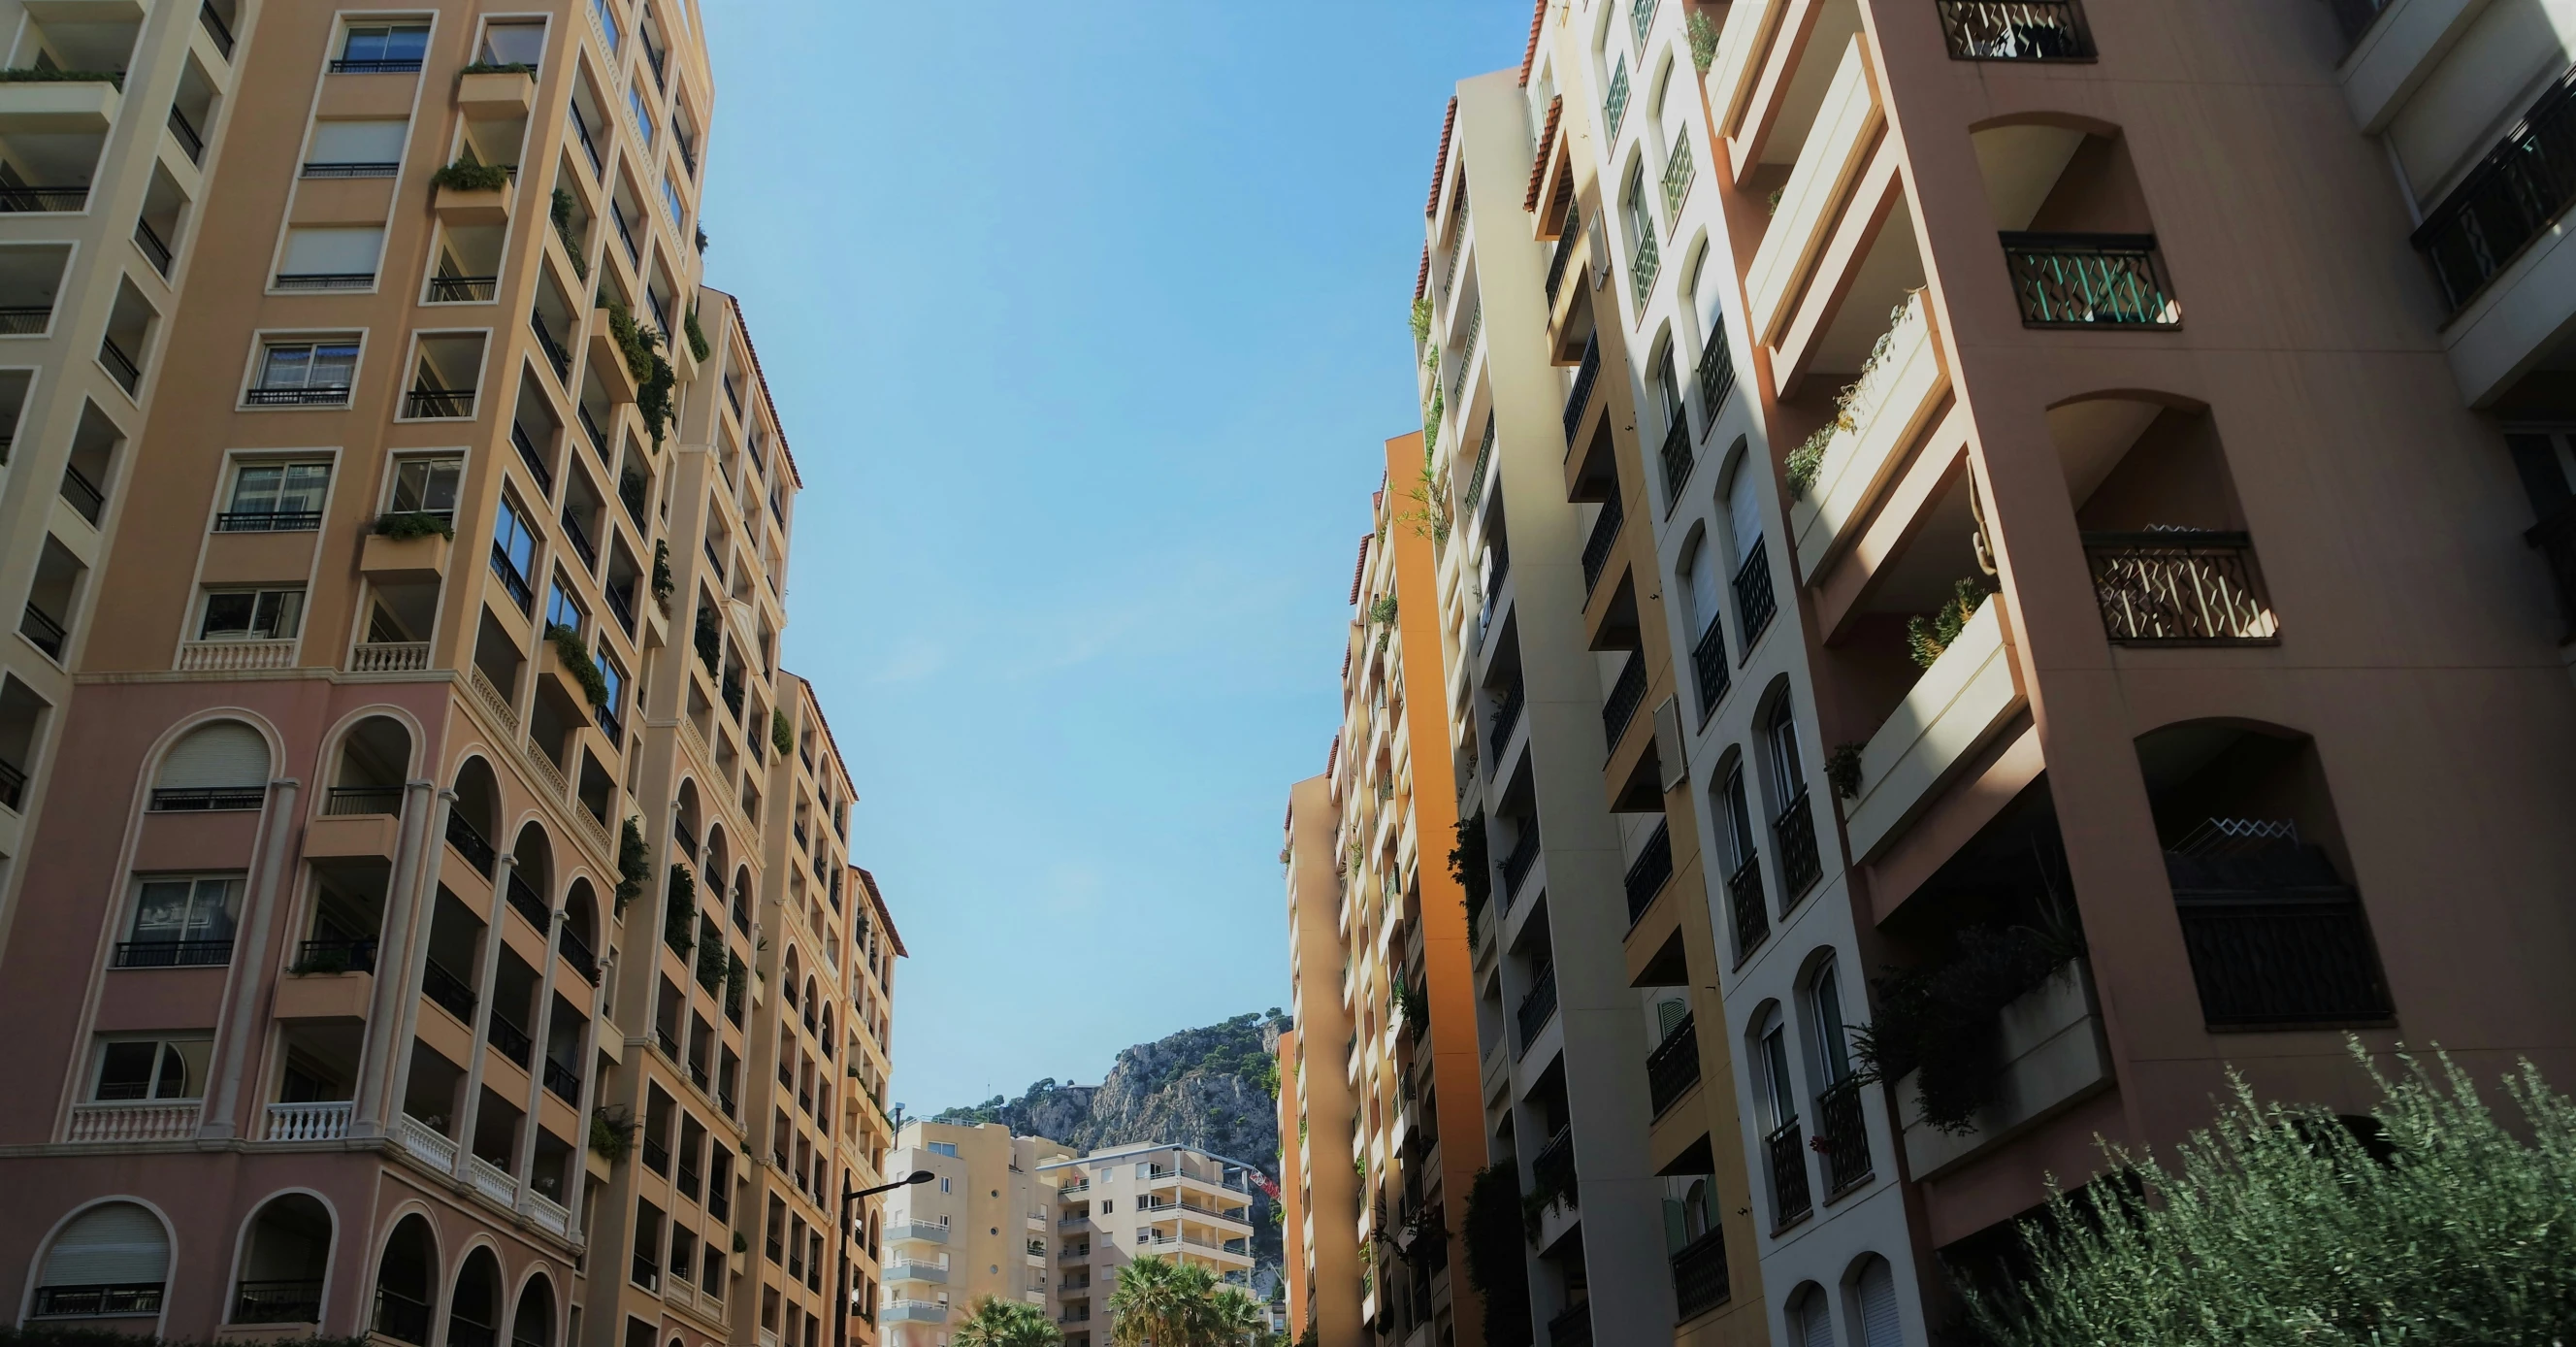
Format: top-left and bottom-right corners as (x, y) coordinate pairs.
(245, 385), (349, 407)
(561, 926), (601, 984)
(0, 757), (25, 810)
(1728, 854), (1769, 955)
(429, 275), (497, 302)
(200, 4), (239, 58)
(509, 420), (555, 496)
(618, 468), (649, 527)
(1515, 962), (1559, 1055)
(1938, 0), (2093, 58)
(446, 811), (497, 875)
(1659, 415), (1695, 504)
(21, 603), (67, 659)
(1815, 1078), (1872, 1193)
(331, 57), (423, 74)
(149, 786), (264, 810)
(294, 936), (376, 974)
(505, 871), (549, 930)
(134, 218), (173, 275)
(1774, 789), (1821, 902)
(490, 544), (534, 610)
(59, 463), (106, 522)
(1547, 1300), (1593, 1347)
(0, 305), (50, 334)
(1732, 543), (1776, 651)
(1693, 620), (1730, 721)
(37, 1284), (166, 1318)
(1545, 224), (1578, 304)
(423, 958), (476, 1021)
(167, 107), (206, 163)
(1672, 1224), (1730, 1318)
(530, 310), (571, 379)
(1624, 820), (1674, 923)
(113, 938), (233, 969)
(302, 161), (399, 179)
(1581, 489), (1624, 594)
(1766, 1118), (1812, 1225)
(544, 1057), (581, 1102)
(324, 786), (402, 815)
(2529, 502), (2576, 642)
(1488, 681), (1525, 757)
(405, 386), (473, 418)
(2415, 63), (2576, 312)
(0, 185), (91, 213)
(673, 818), (698, 857)
(100, 337), (140, 394)
(1531, 1126), (1578, 1210)
(1564, 336), (1600, 446)
(2168, 845), (2393, 1027)
(214, 509), (321, 533)
(1601, 653), (1647, 751)
(1696, 319), (1735, 422)
(2083, 531), (2277, 643)
(488, 1015), (532, 1067)
(274, 273), (375, 290)
(1500, 822), (1541, 903)
(231, 1278), (322, 1325)
(374, 1290), (430, 1345)
(1647, 1011), (1700, 1115)
(2001, 232), (2178, 327)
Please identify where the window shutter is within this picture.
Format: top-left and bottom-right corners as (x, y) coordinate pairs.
(42, 1203), (170, 1286)
(1857, 1257), (1902, 1346)
(309, 119), (406, 163)
(281, 227), (384, 276)
(158, 722), (270, 788)
(1653, 697), (1685, 790)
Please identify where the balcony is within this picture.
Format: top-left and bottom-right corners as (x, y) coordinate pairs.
(263, 1101), (352, 1142)
(884, 1300), (949, 1325)
(1547, 1300), (1593, 1347)
(1814, 1078), (1871, 1194)
(1621, 819), (1672, 923)
(529, 310), (571, 381)
(112, 938), (231, 969)
(66, 1101), (197, 1143)
(404, 385), (474, 419)
(25, 599), (72, 658)
(2168, 841), (2393, 1028)
(2415, 66), (2576, 315)
(1671, 1224), (1730, 1319)
(1844, 595), (2022, 860)
(1499, 822), (1540, 903)
(2082, 531), (2278, 644)
(1774, 790), (1821, 902)
(1600, 652), (1647, 753)
(1487, 682), (1524, 759)
(1790, 291), (1947, 577)
(1659, 415), (1695, 503)
(1691, 620), (1729, 721)
(1514, 962), (1558, 1057)
(2001, 233), (2180, 327)
(1898, 959), (2110, 1179)
(445, 810), (497, 877)
(2531, 503), (2576, 641)
(887, 1221), (950, 1245)
(1731, 543), (1776, 651)
(1562, 336), (1600, 446)
(32, 1284), (164, 1318)
(1580, 490), (1623, 594)
(231, 1278), (322, 1326)
(1646, 1011), (1700, 1116)
(1937, 1), (2094, 59)
(1727, 854), (1767, 955)
(1745, 38), (1881, 345)
(1765, 1118), (1811, 1226)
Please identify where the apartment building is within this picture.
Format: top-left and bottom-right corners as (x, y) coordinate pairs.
(1294, 455), (1493, 1347)
(1040, 1140), (1264, 1344)
(0, 0), (247, 960)
(878, 1121), (1071, 1343)
(841, 866), (907, 1346)
(1279, 774), (1361, 1346)
(0, 9), (911, 1347)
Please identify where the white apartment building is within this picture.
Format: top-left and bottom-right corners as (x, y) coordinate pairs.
(1040, 1141), (1262, 1346)
(878, 1121), (1069, 1344)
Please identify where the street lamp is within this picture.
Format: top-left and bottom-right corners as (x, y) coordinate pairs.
(836, 1170), (932, 1347)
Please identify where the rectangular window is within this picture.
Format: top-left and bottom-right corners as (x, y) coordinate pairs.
(277, 227), (383, 288)
(388, 456), (463, 518)
(628, 86), (654, 145)
(547, 577), (585, 634)
(592, 0), (621, 51)
(220, 462), (331, 531)
(199, 588), (305, 641)
(927, 1141), (958, 1158)
(477, 19), (547, 66)
(93, 1037), (212, 1101)
(662, 178), (685, 230)
(126, 875), (240, 950)
(491, 497), (538, 610)
(305, 119), (406, 174)
(339, 23), (429, 70)
(251, 341), (360, 404)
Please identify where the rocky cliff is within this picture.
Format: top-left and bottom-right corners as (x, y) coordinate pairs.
(931, 1010), (1291, 1290)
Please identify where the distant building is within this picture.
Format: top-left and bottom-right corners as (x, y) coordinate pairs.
(1040, 1141), (1265, 1346)
(878, 1120), (1072, 1343)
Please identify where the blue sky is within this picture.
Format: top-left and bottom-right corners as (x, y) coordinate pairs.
(693, 1), (1524, 1112)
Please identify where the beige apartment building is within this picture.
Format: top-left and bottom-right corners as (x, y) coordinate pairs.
(877, 1120), (1071, 1343)
(0, 0), (246, 960)
(1041, 1140), (1263, 1344)
(1278, 775), (1361, 1346)
(0, 10), (909, 1347)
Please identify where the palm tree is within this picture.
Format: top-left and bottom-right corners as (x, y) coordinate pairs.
(1107, 1255), (1223, 1346)
(1197, 1287), (1268, 1345)
(951, 1295), (1062, 1347)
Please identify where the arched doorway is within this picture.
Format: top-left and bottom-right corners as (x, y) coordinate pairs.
(229, 1193), (332, 1326)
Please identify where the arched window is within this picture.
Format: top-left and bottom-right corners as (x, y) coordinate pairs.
(154, 721), (269, 810)
(1681, 526), (1721, 641)
(1753, 1008), (1798, 1134)
(1808, 959), (1851, 1088)
(448, 1247), (501, 1347)
(371, 1214), (435, 1343)
(229, 1194), (331, 1326)
(510, 1274), (555, 1347)
(1851, 1255), (1902, 1347)
(1763, 696), (1806, 809)
(33, 1201), (169, 1318)
(1787, 1283), (1837, 1347)
(1727, 457), (1767, 573)
(1653, 997), (1688, 1040)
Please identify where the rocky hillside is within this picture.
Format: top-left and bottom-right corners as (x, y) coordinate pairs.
(932, 1010), (1291, 1291)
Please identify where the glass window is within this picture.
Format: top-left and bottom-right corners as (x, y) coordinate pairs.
(389, 457), (463, 515)
(477, 19), (547, 66)
(130, 876), (240, 945)
(279, 227), (383, 280)
(258, 341), (360, 390)
(1810, 964), (1850, 1085)
(548, 577), (585, 633)
(1766, 703), (1805, 800)
(1759, 1022), (1797, 1128)
(228, 463), (331, 516)
(629, 86), (654, 144)
(495, 497), (538, 580)
(593, 0), (621, 51)
(94, 1038), (212, 1101)
(342, 23), (429, 63)
(199, 588), (305, 641)
(1717, 767), (1755, 871)
(662, 177), (685, 229)
(599, 648), (628, 709)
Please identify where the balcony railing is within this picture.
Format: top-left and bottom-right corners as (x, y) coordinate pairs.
(490, 544), (533, 611)
(374, 1289), (430, 1346)
(275, 273), (375, 291)
(199, 4), (238, 58)
(543, 1057), (581, 1103)
(113, 938), (232, 969)
(1488, 682), (1525, 758)
(1646, 1011), (1700, 1115)
(1766, 1118), (1812, 1226)
(1659, 413), (1695, 503)
(245, 384), (349, 407)
(1564, 336), (1600, 446)
(20, 603), (66, 659)
(2083, 531), (2278, 644)
(505, 422), (555, 498)
(1671, 1224), (1730, 1319)
(302, 161), (398, 179)
(1815, 1078), (1872, 1193)
(505, 870), (549, 931)
(100, 337), (141, 394)
(1661, 135), (1694, 217)
(324, 785), (402, 815)
(1581, 489), (1624, 594)
(35, 1284), (166, 1318)
(2168, 842), (2393, 1027)
(0, 756), (25, 811)
(1548, 1300), (1594, 1347)
(1623, 820), (1673, 923)
(1631, 223), (1661, 305)
(214, 509), (320, 533)
(0, 305), (49, 334)
(1601, 653), (1647, 752)
(1515, 962), (1558, 1055)
(1732, 542), (1776, 651)
(1545, 218), (1579, 304)
(2002, 232), (2179, 327)
(406, 387), (473, 418)
(0, 185), (91, 213)
(2529, 502), (2576, 642)
(530, 310), (571, 379)
(422, 958), (476, 1021)
(134, 217), (173, 275)
(1727, 854), (1768, 955)
(294, 936), (376, 973)
(446, 811), (497, 875)
(1937, 0), (2094, 59)
(331, 56), (423, 74)
(2415, 63), (2576, 312)
(1606, 59), (1631, 140)
(1500, 822), (1541, 903)
(167, 107), (206, 163)
(561, 509), (599, 570)
(488, 1014), (533, 1068)
(430, 275), (497, 302)
(1692, 620), (1729, 721)
(1774, 788), (1821, 902)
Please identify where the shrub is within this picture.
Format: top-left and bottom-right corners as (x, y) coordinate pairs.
(685, 304), (711, 361)
(1367, 594), (1398, 627)
(1825, 742), (1864, 800)
(588, 1106), (635, 1161)
(1688, 12), (1720, 73)
(1850, 922), (2082, 1133)
(615, 817), (650, 914)
(458, 61), (534, 77)
(651, 540), (675, 602)
(1784, 419), (1840, 497)
(1409, 296), (1432, 345)
(429, 159), (510, 192)
(1966, 1045), (2576, 1346)
(1907, 578), (1991, 669)
(373, 510), (454, 541)
(1450, 814), (1490, 923)
(544, 623), (610, 707)
(771, 707), (794, 758)
(1461, 1166), (1533, 1346)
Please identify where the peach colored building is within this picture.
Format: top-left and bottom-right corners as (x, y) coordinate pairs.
(0, 8), (903, 1347)
(1279, 773), (1362, 1346)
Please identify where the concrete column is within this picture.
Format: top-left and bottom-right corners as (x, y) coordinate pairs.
(450, 852), (516, 1181)
(201, 776), (302, 1141)
(352, 777), (436, 1137)
(513, 901), (565, 1205)
(563, 947), (612, 1241)
(381, 788), (458, 1137)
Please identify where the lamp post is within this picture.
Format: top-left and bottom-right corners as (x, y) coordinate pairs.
(836, 1169), (931, 1347)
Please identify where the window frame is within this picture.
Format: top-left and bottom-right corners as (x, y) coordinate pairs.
(196, 586), (306, 642)
(241, 330), (366, 409)
(90, 1035), (215, 1102)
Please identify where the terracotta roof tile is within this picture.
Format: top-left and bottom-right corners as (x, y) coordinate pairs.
(1426, 97), (1457, 218)
(1523, 96), (1562, 213)
(1414, 243), (1429, 303)
(1350, 531), (1370, 606)
(1517, 0), (1549, 85)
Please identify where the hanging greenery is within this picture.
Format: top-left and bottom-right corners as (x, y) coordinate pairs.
(589, 1105), (636, 1161)
(771, 707), (795, 758)
(615, 817), (649, 914)
(1461, 1166), (1533, 1345)
(651, 539), (675, 602)
(551, 186), (589, 280)
(1450, 814), (1490, 923)
(1826, 742), (1865, 800)
(1410, 296), (1432, 345)
(1688, 12), (1720, 72)
(544, 624), (610, 707)
(373, 510), (454, 541)
(1850, 921), (2084, 1134)
(1908, 578), (1992, 669)
(685, 303), (711, 362)
(430, 159), (510, 192)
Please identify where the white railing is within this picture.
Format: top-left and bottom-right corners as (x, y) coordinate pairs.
(178, 638), (296, 672)
(522, 1188), (571, 1237)
(468, 1154), (516, 1204)
(350, 641), (431, 673)
(397, 1114), (459, 1169)
(264, 1100), (353, 1141)
(471, 663), (519, 732)
(523, 738), (570, 800)
(571, 804), (611, 858)
(66, 1101), (198, 1142)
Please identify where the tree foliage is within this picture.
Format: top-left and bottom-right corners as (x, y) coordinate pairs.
(1105, 1256), (1272, 1346)
(1965, 1044), (2576, 1346)
(950, 1296), (1060, 1347)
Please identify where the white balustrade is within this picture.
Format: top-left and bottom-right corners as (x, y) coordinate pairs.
(66, 1101), (198, 1142)
(264, 1100), (353, 1141)
(177, 638), (297, 672)
(351, 641), (432, 673)
(396, 1113), (459, 1168)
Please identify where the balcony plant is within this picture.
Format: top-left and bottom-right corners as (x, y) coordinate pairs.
(1688, 11), (1719, 72)
(1966, 1045), (2576, 1346)
(615, 816), (649, 914)
(1450, 813), (1490, 923)
(684, 303), (711, 362)
(651, 539), (674, 603)
(1826, 742), (1865, 800)
(1410, 297), (1432, 346)
(589, 1105), (636, 1161)
(551, 186), (589, 280)
(1850, 914), (2084, 1134)
(287, 943), (355, 976)
(0, 67), (124, 88)
(1462, 1165), (1534, 1343)
(458, 60), (534, 78)
(430, 158), (511, 193)
(375, 509), (455, 541)
(771, 707), (793, 758)
(695, 924), (727, 991)
(544, 624), (610, 707)
(663, 866), (695, 955)
(603, 296), (676, 445)
(1908, 577), (1993, 669)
